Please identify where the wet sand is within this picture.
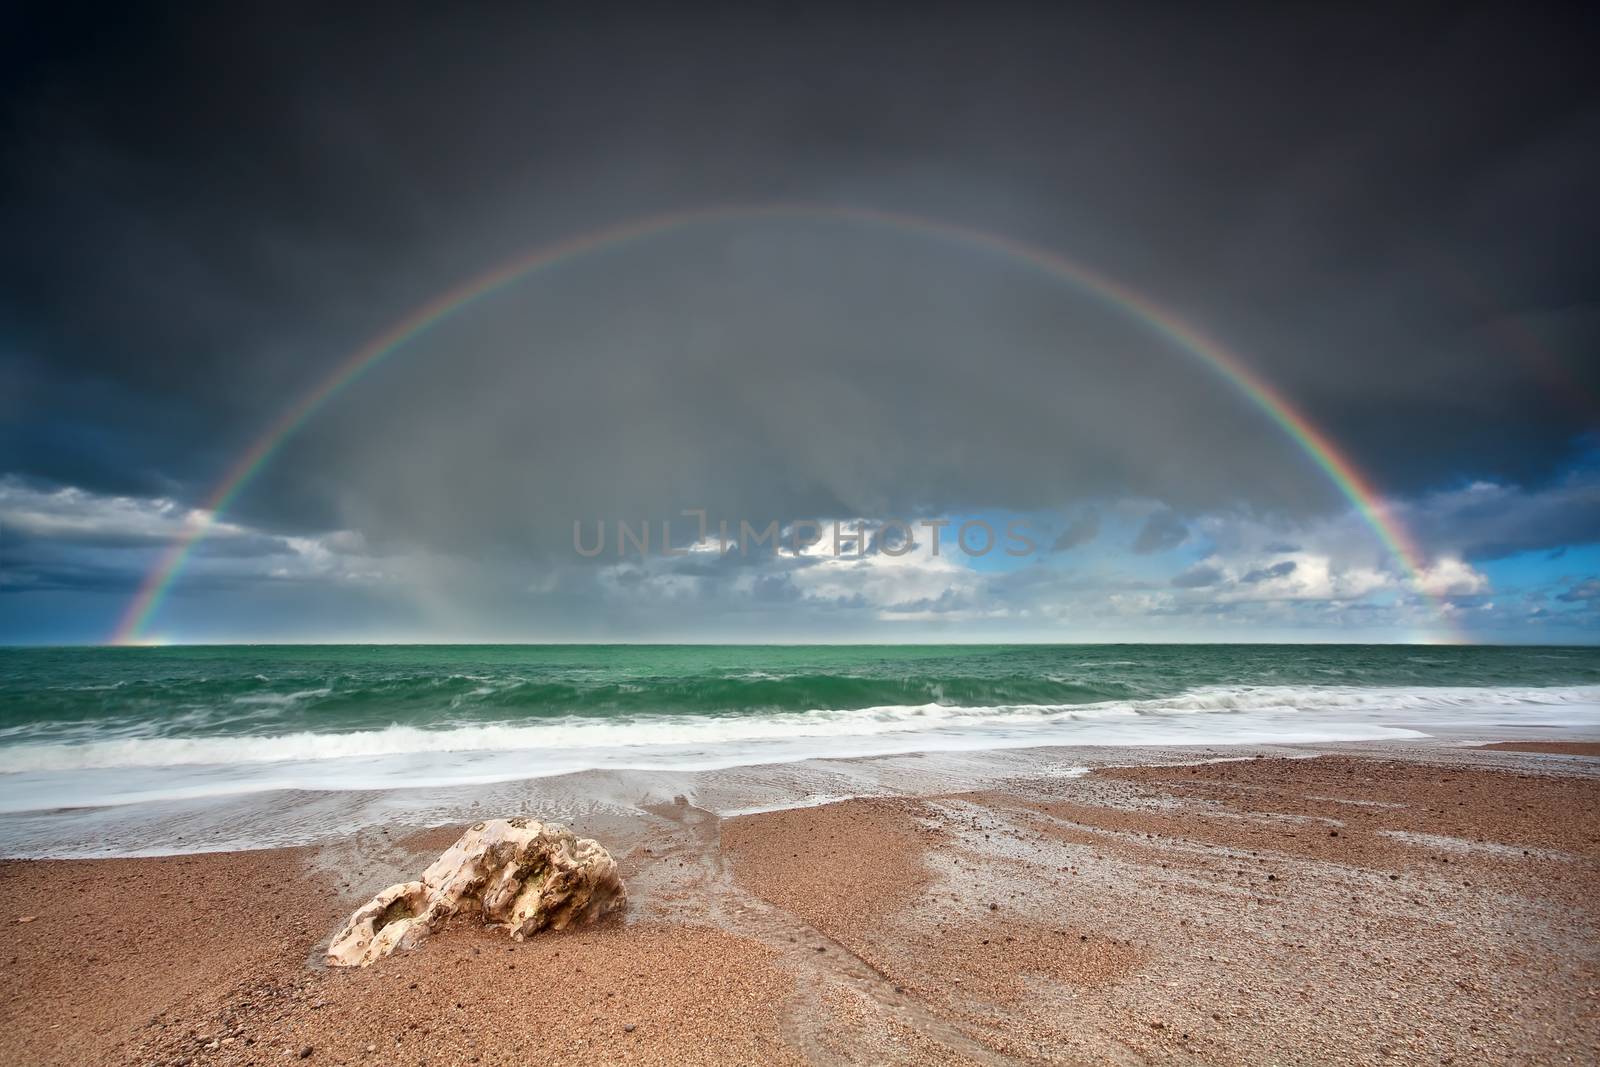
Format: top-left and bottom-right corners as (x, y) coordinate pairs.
(1480, 741), (1600, 756)
(2, 742), (1598, 1065)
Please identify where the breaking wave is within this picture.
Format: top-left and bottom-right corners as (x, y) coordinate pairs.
(1, 684), (1595, 782)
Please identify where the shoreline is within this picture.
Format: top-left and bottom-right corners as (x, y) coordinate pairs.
(6, 727), (1600, 861)
(2, 738), (1598, 1064)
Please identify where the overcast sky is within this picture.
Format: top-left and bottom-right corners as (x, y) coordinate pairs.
(2, 3), (1597, 644)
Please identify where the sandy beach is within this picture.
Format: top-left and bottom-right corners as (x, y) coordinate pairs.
(0, 739), (1595, 1066)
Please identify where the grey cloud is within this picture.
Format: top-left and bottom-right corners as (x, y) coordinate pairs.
(749, 574), (801, 603)
(2, 6), (1597, 544)
(1051, 512), (1101, 552)
(882, 588), (975, 615)
(865, 523), (918, 556)
(1172, 563), (1224, 588)
(1401, 472), (1600, 562)
(1133, 510), (1189, 555)
(1241, 560), (1298, 583)
(1557, 578), (1600, 603)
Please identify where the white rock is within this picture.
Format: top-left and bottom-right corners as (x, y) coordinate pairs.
(326, 818), (626, 967)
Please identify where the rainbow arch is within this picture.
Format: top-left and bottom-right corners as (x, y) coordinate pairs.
(111, 204), (1443, 644)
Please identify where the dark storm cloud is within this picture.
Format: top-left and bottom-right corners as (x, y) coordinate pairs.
(5, 5), (1598, 511)
(0, 557), (134, 595)
(1, 2), (1598, 642)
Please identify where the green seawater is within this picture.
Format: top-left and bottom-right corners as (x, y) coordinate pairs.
(0, 644), (1597, 824)
(2, 644), (1597, 742)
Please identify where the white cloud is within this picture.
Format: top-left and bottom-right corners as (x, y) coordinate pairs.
(1412, 557), (1491, 597)
(0, 476), (389, 587)
(787, 542), (983, 617)
(4, 474), (1584, 642)
(0, 477), (247, 545)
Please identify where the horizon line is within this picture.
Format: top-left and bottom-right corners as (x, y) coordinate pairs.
(11, 638), (1598, 650)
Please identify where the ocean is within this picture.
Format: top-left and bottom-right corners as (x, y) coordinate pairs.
(2, 644), (1597, 826)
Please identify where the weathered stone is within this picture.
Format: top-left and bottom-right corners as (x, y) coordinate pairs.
(325, 818), (625, 967)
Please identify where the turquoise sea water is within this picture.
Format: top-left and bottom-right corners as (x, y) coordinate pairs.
(1, 644), (1597, 814)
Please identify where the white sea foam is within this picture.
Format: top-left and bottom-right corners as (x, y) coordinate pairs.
(2, 684), (1596, 776)
(230, 687), (333, 706)
(0, 684), (1595, 815)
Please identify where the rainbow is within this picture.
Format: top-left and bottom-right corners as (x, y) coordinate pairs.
(111, 204), (1443, 644)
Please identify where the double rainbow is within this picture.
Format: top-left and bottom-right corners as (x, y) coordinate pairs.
(111, 204), (1439, 644)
